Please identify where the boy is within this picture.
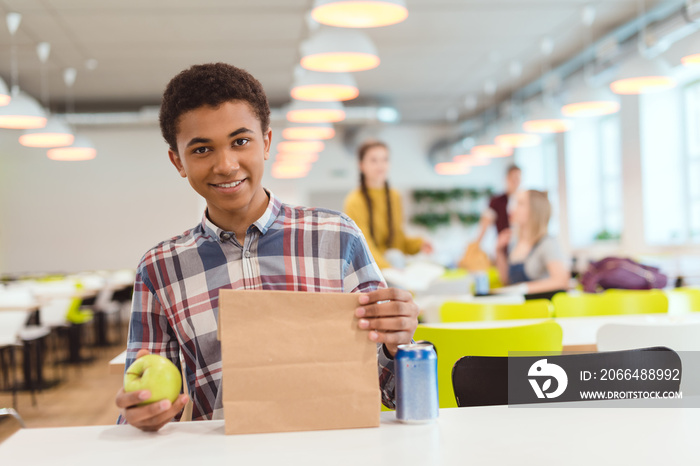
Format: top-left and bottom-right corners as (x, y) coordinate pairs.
(115, 63), (419, 432)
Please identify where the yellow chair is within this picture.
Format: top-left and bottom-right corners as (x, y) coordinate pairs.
(667, 288), (700, 313)
(439, 299), (552, 323)
(487, 266), (503, 290)
(552, 290), (668, 317)
(413, 321), (562, 408)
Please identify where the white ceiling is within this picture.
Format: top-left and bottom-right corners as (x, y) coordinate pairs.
(0, 0), (665, 123)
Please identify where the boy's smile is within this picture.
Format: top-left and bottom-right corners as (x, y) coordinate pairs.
(168, 100), (272, 236)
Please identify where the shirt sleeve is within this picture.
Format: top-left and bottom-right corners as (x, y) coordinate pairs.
(341, 221), (397, 409)
(344, 191), (392, 269)
(392, 190), (423, 256)
(117, 265), (182, 425)
(539, 236), (564, 263)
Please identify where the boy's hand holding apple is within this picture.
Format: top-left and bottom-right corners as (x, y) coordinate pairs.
(115, 349), (189, 432)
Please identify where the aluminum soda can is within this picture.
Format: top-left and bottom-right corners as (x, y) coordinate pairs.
(474, 271), (490, 296)
(395, 343), (439, 423)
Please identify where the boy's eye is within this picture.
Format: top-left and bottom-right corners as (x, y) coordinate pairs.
(233, 138), (250, 147)
(192, 146), (210, 155)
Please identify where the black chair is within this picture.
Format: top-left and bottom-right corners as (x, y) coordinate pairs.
(452, 347), (681, 407)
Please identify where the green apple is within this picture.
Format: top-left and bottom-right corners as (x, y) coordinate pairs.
(124, 354), (182, 406)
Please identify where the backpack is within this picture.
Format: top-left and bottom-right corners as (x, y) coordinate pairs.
(580, 257), (668, 293)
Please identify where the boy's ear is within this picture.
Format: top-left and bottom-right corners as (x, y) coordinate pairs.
(168, 149), (187, 178)
(263, 128), (272, 161)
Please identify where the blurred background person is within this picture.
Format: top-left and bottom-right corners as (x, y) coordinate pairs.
(475, 164), (521, 245)
(344, 140), (433, 269)
(495, 189), (569, 295)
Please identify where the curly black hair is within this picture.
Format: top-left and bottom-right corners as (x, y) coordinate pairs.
(159, 63), (271, 152)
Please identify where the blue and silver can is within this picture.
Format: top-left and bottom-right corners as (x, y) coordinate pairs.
(474, 271), (490, 296)
(395, 343), (439, 423)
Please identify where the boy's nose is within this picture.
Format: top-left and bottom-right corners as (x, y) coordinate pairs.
(213, 151), (240, 175)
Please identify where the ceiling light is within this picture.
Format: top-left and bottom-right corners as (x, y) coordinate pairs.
(272, 162), (311, 179)
(610, 55), (676, 95)
(277, 140), (325, 153)
(562, 83), (621, 117)
(311, 0), (408, 28)
(301, 29), (380, 72)
(276, 153), (319, 164)
(376, 106), (400, 123)
(0, 78), (10, 106)
(523, 104), (572, 134)
(46, 136), (96, 161)
(286, 100), (346, 123)
(494, 133), (542, 148)
(282, 123), (335, 140)
(471, 144), (513, 158)
(291, 70), (359, 102)
(435, 162), (470, 176)
(494, 120), (542, 148)
(0, 92), (47, 129)
(454, 154), (490, 166)
(19, 117), (74, 147)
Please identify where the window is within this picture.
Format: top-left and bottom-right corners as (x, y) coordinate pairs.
(565, 116), (623, 247)
(514, 136), (559, 236)
(598, 115), (623, 240)
(684, 80), (700, 242)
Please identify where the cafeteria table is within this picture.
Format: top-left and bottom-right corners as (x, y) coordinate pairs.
(0, 405), (696, 465)
(109, 350), (127, 374)
(422, 313), (700, 352)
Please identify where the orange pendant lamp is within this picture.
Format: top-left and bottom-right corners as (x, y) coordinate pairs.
(311, 0), (408, 28)
(0, 78), (11, 107)
(276, 153), (319, 164)
(19, 117), (74, 147)
(286, 100), (346, 123)
(523, 103), (573, 134)
(282, 123), (335, 141)
(291, 71), (359, 102)
(454, 154), (490, 166)
(277, 140), (325, 153)
(435, 161), (470, 176)
(471, 144), (513, 158)
(610, 55), (676, 95)
(272, 161), (311, 179)
(301, 29), (380, 73)
(47, 136), (96, 161)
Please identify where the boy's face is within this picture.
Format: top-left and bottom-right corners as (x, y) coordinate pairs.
(168, 101), (271, 224)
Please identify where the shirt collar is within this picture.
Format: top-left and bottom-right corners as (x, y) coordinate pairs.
(200, 189), (282, 243)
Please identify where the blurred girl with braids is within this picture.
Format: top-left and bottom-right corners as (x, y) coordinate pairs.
(344, 140), (433, 269)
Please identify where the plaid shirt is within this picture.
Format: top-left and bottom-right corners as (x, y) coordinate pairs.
(122, 190), (396, 423)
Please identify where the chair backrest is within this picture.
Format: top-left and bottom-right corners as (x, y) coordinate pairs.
(666, 288), (700, 314)
(0, 311), (30, 346)
(439, 299), (552, 323)
(452, 347), (681, 407)
(413, 321), (563, 408)
(39, 298), (73, 328)
(597, 322), (700, 352)
(552, 290), (668, 317)
(0, 288), (35, 309)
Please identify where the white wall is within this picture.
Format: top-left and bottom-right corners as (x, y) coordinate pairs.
(0, 125), (201, 275)
(0, 122), (509, 274)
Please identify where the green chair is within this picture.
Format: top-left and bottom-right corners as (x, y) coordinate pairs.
(552, 290), (668, 318)
(439, 299), (552, 323)
(413, 321), (563, 408)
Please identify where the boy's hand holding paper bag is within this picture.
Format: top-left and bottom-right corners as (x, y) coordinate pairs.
(218, 288), (418, 435)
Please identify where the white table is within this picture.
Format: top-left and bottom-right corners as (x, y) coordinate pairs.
(422, 313), (700, 350)
(1, 406), (697, 465)
(109, 350), (127, 374)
